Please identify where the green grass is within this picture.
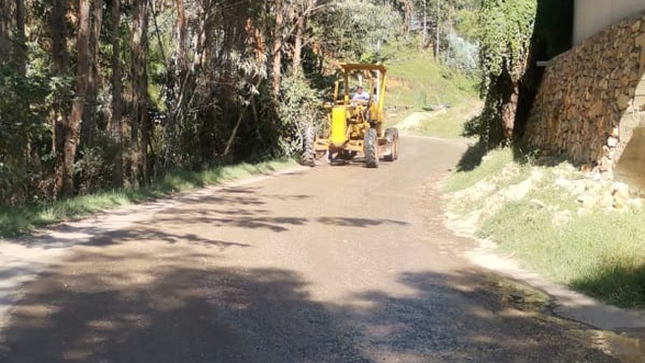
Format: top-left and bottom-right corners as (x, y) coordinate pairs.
(0, 159), (297, 239)
(443, 147), (516, 193)
(387, 50), (477, 109)
(414, 102), (483, 139)
(384, 50), (480, 138)
(480, 195), (645, 308)
(445, 147), (645, 308)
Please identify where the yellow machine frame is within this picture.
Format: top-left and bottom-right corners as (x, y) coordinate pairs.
(315, 63), (388, 156)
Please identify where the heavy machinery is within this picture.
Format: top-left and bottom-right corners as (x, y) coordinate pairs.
(303, 63), (399, 168)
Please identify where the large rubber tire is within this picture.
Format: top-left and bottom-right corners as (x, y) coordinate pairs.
(364, 128), (379, 168)
(383, 127), (399, 161)
(301, 125), (316, 167)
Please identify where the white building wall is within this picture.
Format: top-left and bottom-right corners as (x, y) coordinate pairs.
(574, 0), (645, 44)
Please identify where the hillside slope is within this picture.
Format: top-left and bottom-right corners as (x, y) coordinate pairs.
(386, 51), (481, 138)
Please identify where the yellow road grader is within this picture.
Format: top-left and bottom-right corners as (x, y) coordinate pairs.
(303, 63), (399, 168)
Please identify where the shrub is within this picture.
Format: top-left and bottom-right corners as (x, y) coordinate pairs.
(0, 65), (51, 206)
(444, 30), (479, 77)
(276, 75), (325, 157)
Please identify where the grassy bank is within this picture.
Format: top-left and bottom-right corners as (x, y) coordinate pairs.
(444, 147), (645, 308)
(413, 103), (483, 139)
(387, 50), (476, 108)
(385, 50), (480, 136)
(0, 159), (297, 239)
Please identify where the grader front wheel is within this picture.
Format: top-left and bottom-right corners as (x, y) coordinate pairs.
(364, 128), (379, 168)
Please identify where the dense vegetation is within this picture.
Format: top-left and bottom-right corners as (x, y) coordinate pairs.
(1, 0), (409, 206)
(3, 0), (564, 208)
(0, 0), (488, 209)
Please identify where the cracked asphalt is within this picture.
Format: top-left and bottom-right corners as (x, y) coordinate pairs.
(0, 136), (632, 362)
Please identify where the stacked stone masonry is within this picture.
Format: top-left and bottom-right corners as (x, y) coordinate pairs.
(525, 12), (645, 174)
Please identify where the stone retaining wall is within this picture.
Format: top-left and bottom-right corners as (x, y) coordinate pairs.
(524, 12), (645, 174)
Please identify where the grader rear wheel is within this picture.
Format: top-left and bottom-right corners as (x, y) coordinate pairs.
(364, 128), (379, 168)
(384, 127), (399, 161)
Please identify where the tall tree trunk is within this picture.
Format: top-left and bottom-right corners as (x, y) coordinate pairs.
(14, 0), (25, 74)
(271, 0), (284, 97)
(422, 0), (427, 45)
(52, 0), (69, 197)
(131, 0), (149, 185)
(501, 82), (519, 139)
(175, 0), (187, 73)
(0, 0), (27, 71)
(57, 0), (91, 197)
(110, 0), (123, 187)
(247, 17), (266, 62)
(51, 0), (69, 75)
(403, 0), (413, 33)
(292, 13), (305, 76)
(0, 0), (12, 62)
(160, 0), (187, 171)
(82, 0), (103, 147)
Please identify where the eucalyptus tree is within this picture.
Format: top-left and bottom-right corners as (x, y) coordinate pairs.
(55, 0), (91, 196)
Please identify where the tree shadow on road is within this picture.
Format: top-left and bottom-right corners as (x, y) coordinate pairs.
(0, 253), (626, 363)
(13, 186), (408, 251)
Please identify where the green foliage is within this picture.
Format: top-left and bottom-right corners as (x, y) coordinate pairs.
(466, 0), (537, 145)
(0, 65), (51, 206)
(444, 30), (479, 77)
(277, 75), (325, 156)
(454, 6), (480, 42)
(383, 48), (481, 139)
(468, 0), (571, 147)
(312, 0), (405, 61)
(74, 133), (123, 195)
(478, 0), (537, 91)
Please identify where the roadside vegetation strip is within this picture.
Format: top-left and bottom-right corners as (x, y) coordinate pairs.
(0, 159), (298, 239)
(443, 146), (520, 193)
(444, 147), (645, 308)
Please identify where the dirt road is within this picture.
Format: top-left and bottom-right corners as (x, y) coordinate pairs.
(0, 136), (628, 362)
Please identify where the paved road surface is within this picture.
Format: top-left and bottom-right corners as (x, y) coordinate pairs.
(0, 136), (627, 362)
